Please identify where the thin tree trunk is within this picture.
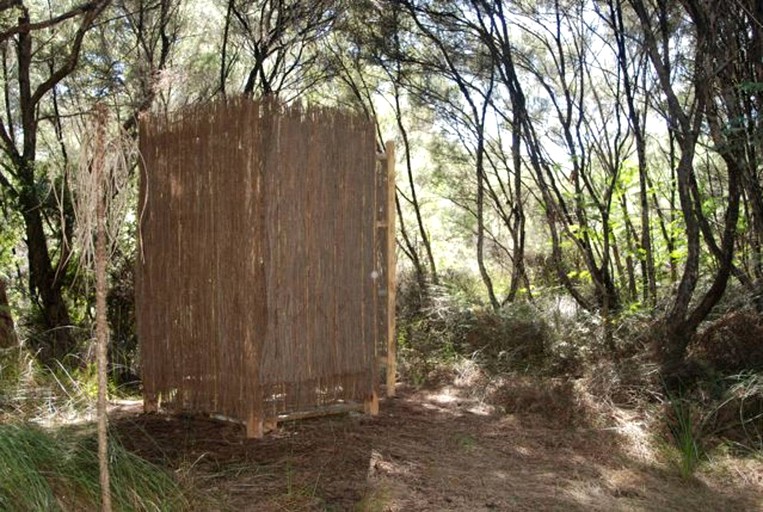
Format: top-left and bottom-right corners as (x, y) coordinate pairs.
(475, 77), (499, 310)
(506, 119), (528, 301)
(220, 0), (233, 96)
(0, 278), (17, 349)
(395, 192), (426, 289)
(387, 11), (438, 286)
(393, 87), (438, 285)
(618, 195), (639, 300)
(611, 0), (657, 304)
(18, 188), (75, 363)
(94, 104), (112, 512)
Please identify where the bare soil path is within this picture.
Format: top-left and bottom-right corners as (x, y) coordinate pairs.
(112, 385), (763, 511)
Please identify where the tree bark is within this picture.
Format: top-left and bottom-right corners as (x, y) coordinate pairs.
(629, 0), (744, 371)
(0, 277), (17, 349)
(18, 181), (76, 363)
(94, 104), (112, 512)
(506, 119), (528, 301)
(0, 2), (108, 364)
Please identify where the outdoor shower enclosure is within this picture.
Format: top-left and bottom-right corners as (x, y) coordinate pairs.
(136, 99), (396, 437)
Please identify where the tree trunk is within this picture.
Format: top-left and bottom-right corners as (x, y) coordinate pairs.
(0, 3), (107, 365)
(506, 118), (528, 301)
(394, 90), (438, 285)
(0, 277), (17, 349)
(19, 186), (75, 363)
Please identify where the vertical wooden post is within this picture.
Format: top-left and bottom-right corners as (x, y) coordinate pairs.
(364, 390), (379, 415)
(93, 103), (113, 512)
(143, 393), (158, 413)
(246, 413), (265, 439)
(385, 141), (397, 398)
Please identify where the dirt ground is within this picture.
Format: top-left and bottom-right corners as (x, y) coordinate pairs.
(112, 384), (763, 511)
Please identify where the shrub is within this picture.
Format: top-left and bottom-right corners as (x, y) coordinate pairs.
(704, 372), (763, 452)
(462, 302), (550, 372)
(397, 271), (556, 379)
(107, 252), (140, 390)
(691, 310), (763, 374)
(663, 393), (706, 478)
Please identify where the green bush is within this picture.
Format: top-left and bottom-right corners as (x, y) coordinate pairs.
(396, 271), (554, 379)
(461, 302), (549, 371)
(107, 251), (140, 390)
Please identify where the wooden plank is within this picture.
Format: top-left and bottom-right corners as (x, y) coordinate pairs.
(234, 403), (369, 435)
(278, 402), (365, 422)
(385, 141), (397, 398)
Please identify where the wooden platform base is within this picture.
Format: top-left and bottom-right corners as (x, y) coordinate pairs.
(143, 393), (380, 439)
(245, 394), (380, 439)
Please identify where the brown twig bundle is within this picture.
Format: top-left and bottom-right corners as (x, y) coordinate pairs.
(71, 105), (137, 266)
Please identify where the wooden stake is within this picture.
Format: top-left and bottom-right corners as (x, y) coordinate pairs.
(364, 390), (379, 415)
(246, 414), (264, 439)
(143, 393), (158, 413)
(385, 141), (397, 398)
(94, 103), (112, 512)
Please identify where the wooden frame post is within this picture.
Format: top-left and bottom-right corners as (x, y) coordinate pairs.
(246, 413), (265, 439)
(144, 392), (158, 413)
(385, 141), (397, 397)
(364, 390), (379, 415)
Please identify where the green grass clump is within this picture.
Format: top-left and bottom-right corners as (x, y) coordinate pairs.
(666, 396), (704, 478)
(0, 423), (191, 511)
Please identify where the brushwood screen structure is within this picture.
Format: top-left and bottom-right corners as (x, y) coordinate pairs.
(136, 99), (396, 437)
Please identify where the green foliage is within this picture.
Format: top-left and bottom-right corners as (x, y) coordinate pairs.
(0, 347), (24, 398)
(107, 250), (139, 391)
(396, 270), (477, 384)
(0, 210), (23, 276)
(396, 272), (614, 380)
(657, 361), (763, 478)
(659, 370), (763, 477)
(68, 363), (100, 400)
(465, 301), (550, 371)
(0, 423), (191, 511)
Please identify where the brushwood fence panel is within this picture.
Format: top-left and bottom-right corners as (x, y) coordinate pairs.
(137, 99), (388, 435)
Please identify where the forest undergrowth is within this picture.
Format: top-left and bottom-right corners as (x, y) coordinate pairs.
(1, 271), (762, 510)
(395, 271), (763, 478)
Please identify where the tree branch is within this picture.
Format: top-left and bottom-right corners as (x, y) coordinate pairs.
(29, 0), (110, 108)
(0, 1), (104, 42)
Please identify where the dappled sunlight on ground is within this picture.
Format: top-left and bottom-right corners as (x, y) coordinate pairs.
(416, 386), (493, 416)
(110, 383), (763, 511)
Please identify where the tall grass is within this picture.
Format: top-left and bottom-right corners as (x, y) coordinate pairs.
(0, 423), (192, 511)
(665, 395), (704, 478)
